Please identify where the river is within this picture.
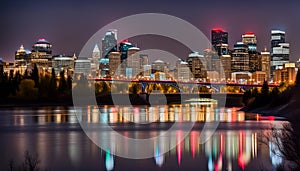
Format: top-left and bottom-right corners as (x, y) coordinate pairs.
(0, 102), (287, 171)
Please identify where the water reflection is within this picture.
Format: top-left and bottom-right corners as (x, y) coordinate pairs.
(80, 105), (245, 124)
(7, 103), (246, 126)
(98, 129), (279, 171)
(0, 104), (288, 171)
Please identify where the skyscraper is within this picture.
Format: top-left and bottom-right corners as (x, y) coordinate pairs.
(31, 38), (52, 67)
(108, 51), (121, 77)
(261, 51), (271, 80)
(220, 55), (231, 80)
(15, 45), (31, 68)
(119, 40), (134, 61)
(271, 30), (290, 77)
(175, 60), (190, 81)
(31, 38), (52, 58)
(242, 32), (259, 72)
(231, 42), (249, 72)
(126, 47), (141, 78)
(119, 40), (135, 76)
(242, 32), (257, 52)
(211, 28), (228, 56)
(187, 51), (207, 79)
(91, 44), (100, 76)
(102, 30), (117, 58)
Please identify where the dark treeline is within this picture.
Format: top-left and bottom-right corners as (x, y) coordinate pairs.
(243, 79), (295, 111)
(0, 64), (72, 102)
(243, 70), (300, 170)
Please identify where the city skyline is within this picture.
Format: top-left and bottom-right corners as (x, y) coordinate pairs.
(1, 0), (300, 62)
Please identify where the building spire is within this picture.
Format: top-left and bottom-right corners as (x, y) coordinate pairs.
(93, 44), (100, 53)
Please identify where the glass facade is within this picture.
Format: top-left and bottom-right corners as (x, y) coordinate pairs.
(102, 30), (118, 58)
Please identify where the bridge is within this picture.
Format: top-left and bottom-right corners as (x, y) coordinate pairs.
(89, 78), (279, 93)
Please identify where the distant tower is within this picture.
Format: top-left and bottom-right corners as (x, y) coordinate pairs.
(108, 51), (121, 77)
(15, 45), (31, 68)
(187, 51), (207, 79)
(31, 38), (52, 67)
(176, 60), (190, 81)
(242, 32), (259, 72)
(90, 44), (101, 76)
(261, 51), (271, 81)
(31, 38), (52, 58)
(242, 32), (257, 52)
(119, 40), (134, 61)
(102, 30), (117, 58)
(126, 47), (140, 78)
(211, 28), (228, 56)
(231, 42), (249, 72)
(271, 30), (290, 77)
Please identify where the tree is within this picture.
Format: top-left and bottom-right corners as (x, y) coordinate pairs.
(31, 64), (39, 88)
(58, 70), (67, 92)
(47, 68), (58, 99)
(295, 69), (300, 88)
(24, 69), (29, 79)
(0, 71), (10, 98)
(261, 80), (269, 97)
(39, 74), (51, 99)
(12, 71), (22, 96)
(268, 124), (300, 170)
(17, 79), (38, 100)
(67, 75), (72, 91)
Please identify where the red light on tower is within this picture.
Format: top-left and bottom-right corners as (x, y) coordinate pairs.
(212, 28), (225, 32)
(245, 32), (254, 35)
(120, 39), (129, 43)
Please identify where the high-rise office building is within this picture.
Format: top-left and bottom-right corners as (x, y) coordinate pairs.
(31, 38), (52, 57)
(260, 51), (271, 81)
(271, 30), (285, 47)
(52, 55), (76, 76)
(140, 54), (149, 66)
(274, 63), (296, 84)
(31, 38), (52, 67)
(140, 54), (150, 78)
(91, 44), (101, 76)
(15, 45), (31, 68)
(99, 58), (109, 77)
(119, 40), (134, 61)
(152, 60), (169, 74)
(242, 32), (257, 52)
(220, 55), (231, 80)
(242, 32), (259, 72)
(102, 30), (117, 58)
(74, 58), (91, 76)
(175, 60), (190, 81)
(119, 40), (134, 76)
(203, 48), (219, 71)
(126, 47), (140, 78)
(142, 65), (151, 78)
(271, 30), (290, 77)
(231, 42), (249, 72)
(211, 28), (228, 56)
(187, 51), (207, 79)
(108, 51), (121, 77)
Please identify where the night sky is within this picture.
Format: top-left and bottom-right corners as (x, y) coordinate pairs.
(1, 0), (300, 62)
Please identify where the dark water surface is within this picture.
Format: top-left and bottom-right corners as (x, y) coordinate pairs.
(0, 105), (286, 171)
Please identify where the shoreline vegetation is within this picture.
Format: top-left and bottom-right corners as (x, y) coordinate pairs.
(242, 69), (300, 122)
(0, 64), (244, 108)
(242, 69), (300, 170)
